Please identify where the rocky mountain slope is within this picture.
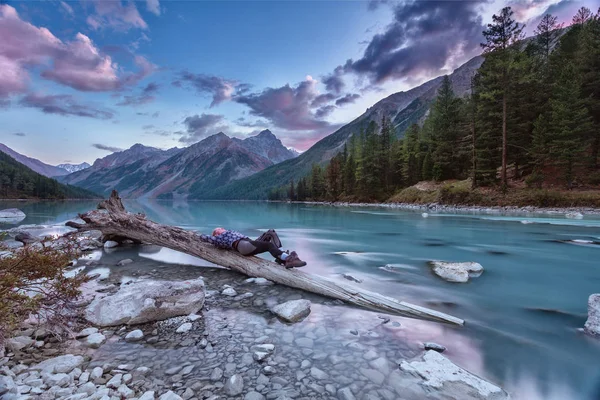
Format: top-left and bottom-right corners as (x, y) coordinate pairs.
(202, 56), (483, 200)
(0, 144), (70, 177)
(60, 130), (296, 198)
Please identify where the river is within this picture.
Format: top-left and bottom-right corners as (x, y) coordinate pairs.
(2, 199), (600, 399)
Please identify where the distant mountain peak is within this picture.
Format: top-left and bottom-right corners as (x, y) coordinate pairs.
(257, 129), (275, 138)
(0, 143), (69, 177)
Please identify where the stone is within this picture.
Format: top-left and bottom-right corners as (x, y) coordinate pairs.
(85, 278), (205, 326)
(295, 337), (313, 348)
(117, 384), (135, 398)
(182, 388), (194, 400)
(222, 287), (237, 296)
(252, 344), (275, 353)
(224, 374), (244, 396)
(342, 274), (362, 283)
(159, 391), (183, 400)
(138, 391), (156, 400)
(424, 342), (446, 353)
(6, 336), (34, 352)
(106, 373), (122, 389)
(262, 366), (275, 375)
(90, 367), (103, 381)
(429, 261), (484, 283)
(0, 208), (26, 224)
(253, 352), (269, 362)
(244, 391), (265, 400)
(125, 329), (144, 341)
(103, 240), (119, 248)
(254, 278), (273, 286)
(310, 367), (329, 380)
(338, 387), (356, 400)
(176, 322), (193, 333)
(400, 350), (509, 399)
(369, 357), (391, 376)
(0, 375), (17, 395)
(76, 327), (98, 338)
(188, 314), (201, 321)
(79, 371), (90, 384)
(45, 373), (71, 387)
(32, 355), (84, 374)
(360, 368), (385, 385)
(116, 258), (134, 266)
(271, 299), (311, 322)
(210, 367), (223, 381)
(585, 294), (600, 336)
(566, 212), (584, 219)
(86, 333), (106, 348)
(77, 382), (96, 395)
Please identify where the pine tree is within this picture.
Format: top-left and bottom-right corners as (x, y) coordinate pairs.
(402, 124), (421, 186)
(481, 6), (524, 190)
(572, 7), (592, 26)
(288, 179), (295, 201)
(310, 164), (325, 199)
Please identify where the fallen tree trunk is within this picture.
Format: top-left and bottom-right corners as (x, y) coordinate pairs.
(67, 191), (464, 326)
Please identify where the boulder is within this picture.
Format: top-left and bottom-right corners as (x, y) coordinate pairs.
(0, 208), (26, 223)
(116, 259), (133, 266)
(400, 350), (509, 400)
(176, 323), (192, 333)
(6, 336), (34, 352)
(584, 294), (600, 336)
(85, 332), (106, 348)
(224, 374), (244, 396)
(103, 240), (119, 249)
(271, 299), (311, 322)
(125, 329), (144, 341)
(14, 231), (37, 245)
(566, 212), (584, 219)
(429, 261), (484, 283)
(424, 342), (446, 353)
(85, 278), (205, 326)
(32, 354), (84, 374)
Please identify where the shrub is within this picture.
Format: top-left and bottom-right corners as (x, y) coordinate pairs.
(525, 172), (544, 189)
(0, 235), (89, 350)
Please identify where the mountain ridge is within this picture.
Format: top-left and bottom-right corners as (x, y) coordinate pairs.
(0, 144), (70, 177)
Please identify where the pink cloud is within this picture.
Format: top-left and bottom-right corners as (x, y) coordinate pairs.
(0, 5), (156, 96)
(87, 0), (148, 31)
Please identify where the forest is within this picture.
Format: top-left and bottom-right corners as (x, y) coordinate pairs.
(0, 152), (99, 199)
(269, 7), (600, 205)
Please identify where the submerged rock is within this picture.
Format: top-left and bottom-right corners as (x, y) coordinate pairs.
(566, 212), (584, 219)
(271, 299), (311, 322)
(85, 278), (205, 326)
(342, 274), (363, 283)
(584, 294), (600, 336)
(0, 208), (26, 223)
(103, 240), (119, 248)
(401, 350), (509, 399)
(429, 261), (483, 283)
(424, 342), (446, 353)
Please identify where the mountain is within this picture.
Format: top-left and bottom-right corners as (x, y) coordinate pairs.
(56, 162), (91, 174)
(61, 130), (297, 198)
(0, 151), (99, 199)
(0, 143), (69, 177)
(200, 56), (483, 200)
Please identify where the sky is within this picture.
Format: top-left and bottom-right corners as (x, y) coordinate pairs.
(0, 0), (596, 165)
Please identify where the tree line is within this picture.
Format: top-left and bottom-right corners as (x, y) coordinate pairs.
(268, 7), (600, 202)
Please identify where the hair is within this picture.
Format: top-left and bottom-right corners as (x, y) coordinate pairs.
(212, 227), (225, 236)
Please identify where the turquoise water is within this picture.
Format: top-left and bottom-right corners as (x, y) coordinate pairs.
(2, 200), (600, 399)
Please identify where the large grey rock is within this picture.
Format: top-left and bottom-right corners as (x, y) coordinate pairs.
(429, 261), (483, 283)
(85, 333), (106, 348)
(584, 294), (600, 336)
(271, 299), (311, 322)
(0, 375), (17, 396)
(138, 392), (156, 400)
(6, 336), (34, 351)
(125, 329), (144, 341)
(159, 391), (183, 400)
(45, 373), (71, 387)
(85, 278), (205, 326)
(400, 350), (509, 399)
(224, 374), (244, 396)
(244, 391), (265, 400)
(0, 208), (26, 223)
(32, 355), (84, 374)
(76, 327), (98, 338)
(337, 387), (356, 400)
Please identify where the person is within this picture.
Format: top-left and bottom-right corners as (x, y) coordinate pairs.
(199, 228), (307, 268)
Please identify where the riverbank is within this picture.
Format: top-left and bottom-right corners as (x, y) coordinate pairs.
(0, 222), (514, 400)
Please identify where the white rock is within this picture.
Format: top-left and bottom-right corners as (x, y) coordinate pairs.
(271, 299), (311, 322)
(252, 344), (275, 353)
(106, 373), (122, 389)
(32, 355), (84, 374)
(176, 323), (193, 334)
(85, 333), (106, 348)
(103, 240), (119, 248)
(0, 208), (26, 223)
(0, 375), (17, 395)
(159, 390), (183, 400)
(253, 352), (269, 362)
(337, 387), (356, 400)
(6, 336), (34, 352)
(117, 384), (135, 398)
(45, 373), (71, 387)
(224, 374), (244, 396)
(116, 259), (133, 266)
(310, 367), (329, 380)
(125, 329), (144, 341)
(566, 212), (584, 219)
(188, 314), (201, 322)
(222, 287), (237, 297)
(79, 371), (90, 384)
(244, 392), (265, 400)
(400, 350), (509, 399)
(342, 274), (362, 283)
(429, 261), (484, 283)
(584, 294), (600, 336)
(422, 212), (429, 218)
(90, 367), (103, 382)
(76, 327), (98, 338)
(85, 278), (205, 326)
(253, 278), (273, 286)
(138, 391), (156, 400)
(76, 382), (96, 395)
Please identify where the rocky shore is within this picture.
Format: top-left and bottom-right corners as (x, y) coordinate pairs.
(295, 201), (600, 216)
(0, 222), (520, 399)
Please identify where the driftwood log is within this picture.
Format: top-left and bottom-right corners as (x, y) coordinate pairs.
(67, 191), (464, 326)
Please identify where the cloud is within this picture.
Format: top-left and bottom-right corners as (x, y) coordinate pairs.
(146, 0), (161, 16)
(142, 124), (155, 130)
(234, 76), (332, 131)
(341, 1), (485, 84)
(20, 93), (114, 119)
(173, 72), (247, 107)
(117, 82), (159, 106)
(60, 1), (74, 15)
(335, 93), (360, 106)
(311, 93), (337, 108)
(0, 5), (156, 97)
(86, 0), (147, 31)
(315, 105), (336, 119)
(179, 113), (228, 144)
(322, 66), (345, 95)
(92, 143), (123, 152)
(12, 132), (26, 137)
(525, 0), (587, 30)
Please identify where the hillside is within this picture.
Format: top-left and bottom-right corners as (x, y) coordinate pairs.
(0, 144), (70, 177)
(0, 151), (99, 199)
(200, 56), (483, 200)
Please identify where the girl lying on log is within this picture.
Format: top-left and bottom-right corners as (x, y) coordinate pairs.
(200, 228), (307, 268)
